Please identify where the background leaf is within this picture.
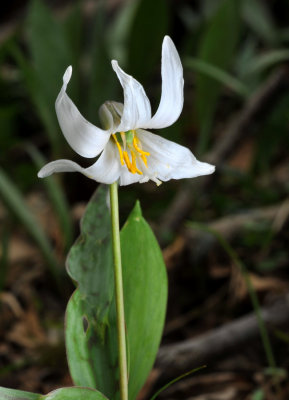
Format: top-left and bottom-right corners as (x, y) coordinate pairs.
(0, 167), (61, 283)
(28, 145), (73, 250)
(127, 0), (169, 82)
(25, 0), (75, 155)
(242, 0), (277, 45)
(86, 2), (117, 124)
(195, 0), (241, 153)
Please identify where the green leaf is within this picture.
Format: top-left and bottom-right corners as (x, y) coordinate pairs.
(66, 290), (118, 399)
(0, 386), (109, 400)
(241, 49), (289, 77)
(185, 57), (249, 98)
(0, 387), (40, 400)
(66, 185), (114, 320)
(42, 387), (108, 400)
(65, 192), (167, 400)
(195, 0), (241, 153)
(121, 201), (168, 400)
(127, 0), (169, 82)
(0, 167), (61, 283)
(65, 185), (118, 399)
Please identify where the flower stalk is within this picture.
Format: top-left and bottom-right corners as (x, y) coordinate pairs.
(109, 182), (128, 400)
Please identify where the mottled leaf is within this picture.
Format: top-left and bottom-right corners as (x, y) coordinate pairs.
(65, 185), (118, 399)
(0, 387), (40, 400)
(0, 386), (109, 400)
(42, 386), (108, 400)
(66, 190), (167, 400)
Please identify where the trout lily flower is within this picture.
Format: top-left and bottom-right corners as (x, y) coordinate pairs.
(38, 36), (214, 185)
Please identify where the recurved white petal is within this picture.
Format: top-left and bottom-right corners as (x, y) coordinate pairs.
(144, 36), (184, 130)
(37, 159), (85, 178)
(111, 61), (151, 131)
(56, 66), (111, 158)
(119, 168), (143, 186)
(84, 140), (121, 184)
(137, 129), (215, 181)
(38, 141), (122, 184)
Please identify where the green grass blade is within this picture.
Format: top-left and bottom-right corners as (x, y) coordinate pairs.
(185, 57), (249, 98)
(0, 167), (61, 283)
(27, 145), (73, 250)
(8, 42), (60, 155)
(242, 49), (289, 77)
(150, 365), (206, 400)
(195, 0), (241, 154)
(189, 222), (277, 371)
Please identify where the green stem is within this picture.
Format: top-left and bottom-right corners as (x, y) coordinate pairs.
(109, 182), (128, 400)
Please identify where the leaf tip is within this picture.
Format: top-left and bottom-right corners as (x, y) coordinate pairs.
(131, 200), (142, 220)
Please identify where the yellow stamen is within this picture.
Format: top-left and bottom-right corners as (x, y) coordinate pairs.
(112, 134), (124, 165)
(123, 151), (135, 174)
(131, 150), (143, 175)
(140, 154), (148, 167)
(133, 136), (150, 156)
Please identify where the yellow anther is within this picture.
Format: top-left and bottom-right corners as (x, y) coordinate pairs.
(123, 151), (135, 174)
(112, 134), (124, 165)
(140, 154), (148, 167)
(133, 137), (150, 156)
(131, 151), (143, 175)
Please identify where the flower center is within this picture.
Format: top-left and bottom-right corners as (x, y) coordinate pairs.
(112, 130), (150, 175)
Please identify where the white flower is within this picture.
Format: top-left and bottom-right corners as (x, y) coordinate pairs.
(38, 36), (215, 186)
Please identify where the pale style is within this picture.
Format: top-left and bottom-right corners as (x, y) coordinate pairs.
(38, 36), (215, 185)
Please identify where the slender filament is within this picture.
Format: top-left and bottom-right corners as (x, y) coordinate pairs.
(113, 131), (150, 175)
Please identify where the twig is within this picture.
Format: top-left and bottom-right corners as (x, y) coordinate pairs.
(164, 201), (287, 266)
(156, 294), (289, 379)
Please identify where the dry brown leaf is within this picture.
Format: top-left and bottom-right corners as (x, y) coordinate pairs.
(230, 267), (288, 302)
(6, 308), (46, 348)
(228, 138), (255, 171)
(187, 387), (238, 400)
(4, 236), (39, 263)
(0, 292), (24, 317)
(163, 236), (186, 269)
